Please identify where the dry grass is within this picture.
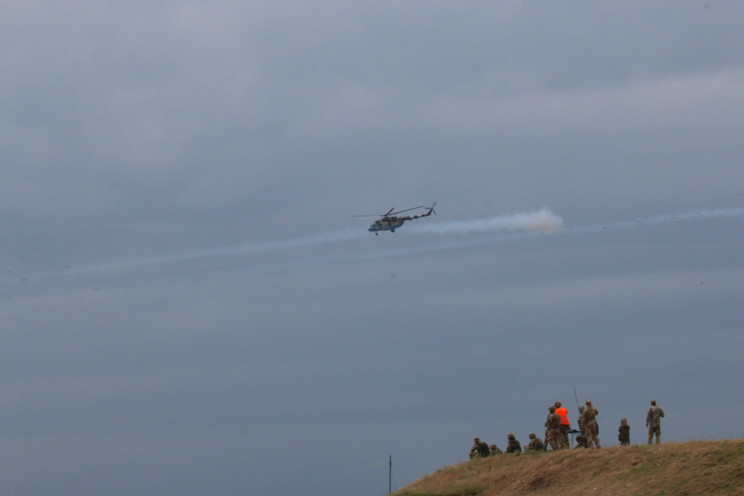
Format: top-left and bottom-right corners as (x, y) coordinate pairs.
(393, 439), (744, 496)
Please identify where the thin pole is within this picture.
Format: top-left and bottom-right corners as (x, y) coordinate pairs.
(572, 385), (581, 448)
(388, 455), (392, 494)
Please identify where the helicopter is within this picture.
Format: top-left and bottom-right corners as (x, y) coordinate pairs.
(356, 203), (436, 234)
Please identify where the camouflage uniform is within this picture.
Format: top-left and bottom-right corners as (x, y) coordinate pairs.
(581, 400), (601, 448)
(489, 444), (503, 456)
(505, 434), (521, 454)
(544, 406), (563, 450)
(526, 433), (544, 451)
(646, 400), (665, 444)
(469, 437), (490, 459)
(618, 418), (630, 446)
(575, 433), (588, 448)
(575, 405), (586, 448)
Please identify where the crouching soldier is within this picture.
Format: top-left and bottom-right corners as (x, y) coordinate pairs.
(469, 437), (490, 459)
(526, 432), (544, 451)
(506, 434), (522, 454)
(575, 433), (588, 448)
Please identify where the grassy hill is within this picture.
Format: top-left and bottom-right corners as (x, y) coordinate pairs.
(392, 439), (744, 496)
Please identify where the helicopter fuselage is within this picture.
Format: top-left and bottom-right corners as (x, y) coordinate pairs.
(366, 203), (436, 234)
(368, 217), (406, 233)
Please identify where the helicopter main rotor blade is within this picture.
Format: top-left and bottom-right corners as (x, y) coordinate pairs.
(354, 205), (428, 218)
(389, 206), (424, 216)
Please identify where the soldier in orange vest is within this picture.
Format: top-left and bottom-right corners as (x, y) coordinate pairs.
(554, 401), (570, 449)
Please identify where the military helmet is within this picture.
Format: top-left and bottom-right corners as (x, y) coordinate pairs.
(508, 433), (515, 439)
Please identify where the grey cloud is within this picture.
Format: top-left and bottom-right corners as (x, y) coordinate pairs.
(3, 1), (744, 495)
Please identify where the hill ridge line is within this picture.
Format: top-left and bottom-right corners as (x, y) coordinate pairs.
(392, 439), (744, 496)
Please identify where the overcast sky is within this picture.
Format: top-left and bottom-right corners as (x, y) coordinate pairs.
(3, 1), (744, 495)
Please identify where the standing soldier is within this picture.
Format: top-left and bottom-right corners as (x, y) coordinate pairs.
(618, 418), (630, 446)
(545, 405), (562, 450)
(575, 405), (588, 448)
(581, 399), (601, 448)
(646, 399), (665, 444)
(555, 401), (571, 449)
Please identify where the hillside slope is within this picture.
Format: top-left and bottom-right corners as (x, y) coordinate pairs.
(393, 439), (744, 496)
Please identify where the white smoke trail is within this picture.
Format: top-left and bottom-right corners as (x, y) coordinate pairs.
(408, 207), (564, 235)
(315, 206), (744, 267)
(72, 207), (562, 273)
(72, 229), (366, 273)
(559, 207), (744, 236)
(43, 206), (744, 277)
(9, 206), (744, 298)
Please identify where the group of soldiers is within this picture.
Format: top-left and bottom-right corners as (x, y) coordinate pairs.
(469, 399), (665, 458)
(469, 434), (523, 458)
